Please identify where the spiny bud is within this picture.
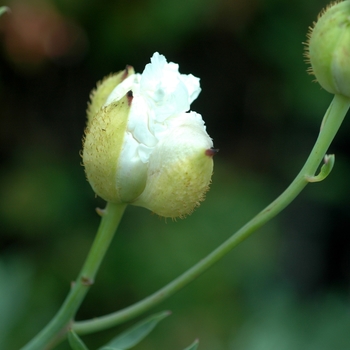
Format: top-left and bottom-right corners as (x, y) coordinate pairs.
(305, 1), (350, 97)
(82, 53), (215, 218)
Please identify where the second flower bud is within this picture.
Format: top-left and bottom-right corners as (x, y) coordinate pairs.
(306, 1), (350, 98)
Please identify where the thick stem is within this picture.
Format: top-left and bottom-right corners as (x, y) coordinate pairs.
(21, 202), (127, 350)
(73, 94), (350, 335)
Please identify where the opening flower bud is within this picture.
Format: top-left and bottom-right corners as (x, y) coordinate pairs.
(306, 1), (350, 97)
(83, 53), (214, 218)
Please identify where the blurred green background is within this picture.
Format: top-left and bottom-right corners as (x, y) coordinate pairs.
(1, 0), (350, 349)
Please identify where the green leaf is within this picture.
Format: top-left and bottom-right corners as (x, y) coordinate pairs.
(99, 310), (171, 350)
(68, 330), (90, 350)
(183, 339), (199, 350)
(0, 7), (10, 17)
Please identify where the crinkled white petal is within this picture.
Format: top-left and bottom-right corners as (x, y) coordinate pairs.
(106, 52), (209, 203)
(137, 143), (153, 163)
(179, 74), (201, 104)
(127, 95), (157, 147)
(115, 132), (148, 202)
(140, 52), (201, 120)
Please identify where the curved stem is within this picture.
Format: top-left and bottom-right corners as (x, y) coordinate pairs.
(73, 94), (350, 335)
(21, 202), (127, 350)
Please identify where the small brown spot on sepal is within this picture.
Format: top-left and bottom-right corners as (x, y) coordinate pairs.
(205, 148), (219, 157)
(127, 90), (133, 106)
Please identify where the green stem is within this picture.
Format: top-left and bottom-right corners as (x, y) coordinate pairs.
(21, 202), (127, 350)
(73, 94), (350, 335)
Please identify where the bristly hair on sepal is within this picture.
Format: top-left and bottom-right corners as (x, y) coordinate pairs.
(303, 1), (343, 79)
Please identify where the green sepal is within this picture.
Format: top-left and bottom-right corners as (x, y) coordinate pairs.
(99, 311), (171, 350)
(68, 330), (90, 350)
(183, 339), (199, 350)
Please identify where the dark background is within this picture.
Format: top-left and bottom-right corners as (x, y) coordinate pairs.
(1, 0), (350, 349)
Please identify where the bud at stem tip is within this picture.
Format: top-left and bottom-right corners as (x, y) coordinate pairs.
(82, 52), (215, 218)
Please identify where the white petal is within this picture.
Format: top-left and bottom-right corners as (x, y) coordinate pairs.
(179, 74), (201, 104)
(115, 52), (210, 204)
(116, 132), (148, 202)
(127, 95), (158, 147)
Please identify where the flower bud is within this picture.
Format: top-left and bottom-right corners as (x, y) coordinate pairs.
(306, 1), (350, 97)
(82, 53), (215, 218)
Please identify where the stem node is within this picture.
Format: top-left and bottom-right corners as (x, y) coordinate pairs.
(81, 277), (94, 286)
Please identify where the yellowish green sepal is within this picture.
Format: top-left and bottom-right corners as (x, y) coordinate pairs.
(83, 94), (132, 203)
(133, 128), (214, 218)
(86, 66), (134, 125)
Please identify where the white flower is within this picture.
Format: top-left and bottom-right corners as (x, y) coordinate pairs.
(83, 52), (215, 218)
